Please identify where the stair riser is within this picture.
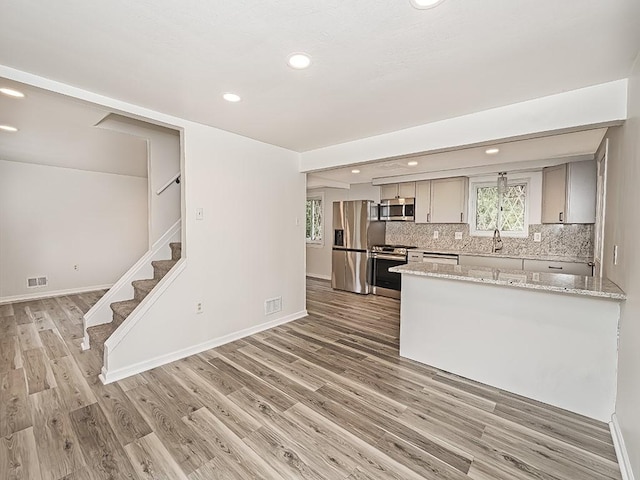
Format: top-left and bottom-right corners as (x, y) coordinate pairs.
(133, 286), (153, 302)
(88, 332), (106, 357)
(170, 243), (182, 261)
(153, 264), (173, 280)
(112, 313), (126, 329)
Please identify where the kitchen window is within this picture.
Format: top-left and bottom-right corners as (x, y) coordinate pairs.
(306, 195), (323, 245)
(470, 179), (529, 238)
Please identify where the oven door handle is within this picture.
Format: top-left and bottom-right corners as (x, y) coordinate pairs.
(372, 254), (407, 261)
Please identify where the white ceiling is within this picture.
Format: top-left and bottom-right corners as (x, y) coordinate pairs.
(0, 79), (148, 177)
(307, 128), (608, 187)
(0, 1), (638, 152)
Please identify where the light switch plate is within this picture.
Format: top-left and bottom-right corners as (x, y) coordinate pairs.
(455, 232), (463, 240)
(533, 232), (542, 242)
(195, 208), (204, 220)
(433, 231), (439, 239)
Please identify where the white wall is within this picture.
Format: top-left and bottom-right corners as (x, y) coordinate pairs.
(0, 66), (307, 380)
(306, 183), (380, 279)
(0, 159), (147, 301)
(96, 115), (180, 246)
(604, 53), (640, 478)
(105, 123), (306, 374)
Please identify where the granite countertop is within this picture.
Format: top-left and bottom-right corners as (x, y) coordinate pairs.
(390, 262), (626, 300)
(411, 248), (591, 264)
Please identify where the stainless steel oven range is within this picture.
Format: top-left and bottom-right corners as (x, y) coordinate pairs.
(370, 245), (416, 299)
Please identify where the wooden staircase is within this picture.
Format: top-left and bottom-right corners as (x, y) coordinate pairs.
(87, 242), (181, 356)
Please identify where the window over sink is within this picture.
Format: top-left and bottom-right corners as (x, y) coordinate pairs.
(470, 177), (529, 238)
(306, 194), (323, 245)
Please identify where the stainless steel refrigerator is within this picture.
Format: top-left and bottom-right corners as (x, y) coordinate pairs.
(332, 200), (385, 294)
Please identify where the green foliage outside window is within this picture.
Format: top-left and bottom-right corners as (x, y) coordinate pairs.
(306, 198), (323, 243)
(476, 184), (526, 232)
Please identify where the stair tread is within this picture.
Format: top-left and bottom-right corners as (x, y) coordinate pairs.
(110, 299), (140, 317)
(87, 323), (116, 344)
(131, 278), (159, 290)
(151, 259), (177, 268)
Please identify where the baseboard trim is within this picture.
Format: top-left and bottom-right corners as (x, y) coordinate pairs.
(0, 284), (113, 305)
(100, 309), (308, 384)
(306, 273), (331, 281)
(611, 414), (636, 480)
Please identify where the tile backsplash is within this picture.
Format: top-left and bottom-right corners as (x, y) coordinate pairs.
(386, 223), (594, 258)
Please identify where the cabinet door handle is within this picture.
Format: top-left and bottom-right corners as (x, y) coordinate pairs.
(460, 212), (463, 222)
(427, 213), (431, 223)
(548, 266), (563, 270)
(559, 212), (564, 222)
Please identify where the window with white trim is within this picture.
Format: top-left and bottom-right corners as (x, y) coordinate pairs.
(306, 195), (323, 245)
(470, 179), (529, 237)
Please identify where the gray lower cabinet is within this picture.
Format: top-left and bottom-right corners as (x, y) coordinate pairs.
(523, 259), (593, 276)
(459, 255), (593, 276)
(459, 255), (524, 270)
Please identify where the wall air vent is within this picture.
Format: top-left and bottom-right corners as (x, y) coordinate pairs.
(264, 296), (282, 315)
(27, 276), (48, 288)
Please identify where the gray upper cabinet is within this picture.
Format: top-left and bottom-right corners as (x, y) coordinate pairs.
(398, 182), (416, 198)
(414, 180), (432, 223)
(431, 177), (468, 223)
(541, 164), (567, 223)
(380, 182), (416, 200)
(415, 177), (468, 223)
(542, 161), (596, 224)
(380, 183), (399, 200)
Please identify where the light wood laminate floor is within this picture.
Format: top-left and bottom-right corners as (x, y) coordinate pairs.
(0, 279), (621, 479)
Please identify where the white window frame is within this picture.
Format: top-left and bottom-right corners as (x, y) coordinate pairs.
(469, 175), (530, 238)
(306, 193), (324, 247)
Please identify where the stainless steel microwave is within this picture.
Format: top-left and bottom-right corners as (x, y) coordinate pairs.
(378, 198), (415, 221)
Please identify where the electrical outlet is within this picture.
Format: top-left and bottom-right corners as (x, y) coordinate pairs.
(532, 272), (540, 282)
(455, 232), (463, 240)
(433, 230), (439, 239)
(195, 208), (204, 220)
(196, 302), (203, 314)
(533, 232), (542, 242)
(74, 264), (79, 271)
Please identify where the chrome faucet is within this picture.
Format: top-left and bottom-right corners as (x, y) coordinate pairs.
(492, 229), (503, 253)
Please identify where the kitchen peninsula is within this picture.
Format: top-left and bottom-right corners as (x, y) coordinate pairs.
(390, 262), (625, 422)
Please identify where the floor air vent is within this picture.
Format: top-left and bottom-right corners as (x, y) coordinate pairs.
(27, 276), (48, 288)
(264, 296), (282, 315)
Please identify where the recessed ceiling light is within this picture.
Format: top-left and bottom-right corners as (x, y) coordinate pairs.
(222, 92), (241, 102)
(0, 125), (18, 132)
(351, 169), (360, 174)
(0, 87), (25, 98)
(407, 161), (419, 166)
(409, 0), (446, 9)
(287, 53), (312, 70)
(485, 148), (500, 155)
